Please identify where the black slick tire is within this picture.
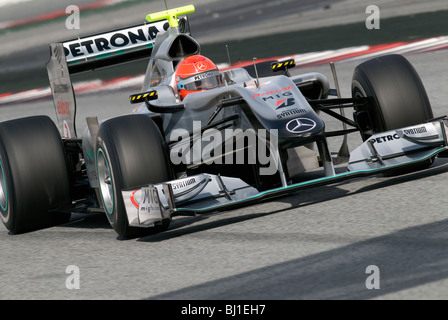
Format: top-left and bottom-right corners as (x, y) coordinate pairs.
(352, 54), (435, 174)
(95, 114), (172, 239)
(0, 116), (71, 234)
(352, 54), (433, 139)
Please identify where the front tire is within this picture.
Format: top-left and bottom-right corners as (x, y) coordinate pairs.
(352, 54), (433, 140)
(96, 114), (172, 239)
(352, 54), (435, 174)
(0, 116), (71, 234)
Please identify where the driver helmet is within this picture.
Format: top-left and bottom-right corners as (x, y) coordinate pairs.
(174, 55), (221, 100)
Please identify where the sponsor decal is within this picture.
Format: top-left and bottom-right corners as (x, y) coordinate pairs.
(130, 187), (160, 212)
(254, 88), (302, 113)
(63, 120), (71, 138)
(53, 82), (69, 93)
(251, 85), (295, 98)
(138, 187), (160, 213)
(263, 91), (292, 100)
(369, 133), (400, 144)
(192, 70), (219, 82)
(130, 190), (139, 208)
(286, 118), (316, 134)
(401, 123), (440, 141)
(57, 97), (70, 115)
(403, 126), (427, 135)
(276, 97), (295, 109)
(277, 108), (306, 119)
(63, 22), (168, 62)
(195, 61), (207, 71)
(172, 177), (196, 190)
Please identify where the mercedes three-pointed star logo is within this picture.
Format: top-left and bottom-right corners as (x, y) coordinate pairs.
(286, 118), (316, 134)
(195, 61), (207, 71)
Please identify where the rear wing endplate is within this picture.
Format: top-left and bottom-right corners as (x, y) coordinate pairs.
(46, 17), (190, 138)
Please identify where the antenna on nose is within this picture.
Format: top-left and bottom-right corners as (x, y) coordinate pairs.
(253, 57), (260, 89)
(226, 45), (232, 66)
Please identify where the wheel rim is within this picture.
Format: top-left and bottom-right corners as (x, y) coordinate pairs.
(0, 159), (8, 215)
(97, 148), (114, 215)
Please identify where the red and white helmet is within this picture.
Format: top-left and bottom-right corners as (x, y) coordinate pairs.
(174, 55), (221, 100)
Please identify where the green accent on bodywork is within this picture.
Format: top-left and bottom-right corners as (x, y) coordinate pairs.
(87, 149), (95, 160)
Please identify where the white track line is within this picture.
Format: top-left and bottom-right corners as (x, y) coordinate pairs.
(1, 36), (447, 105)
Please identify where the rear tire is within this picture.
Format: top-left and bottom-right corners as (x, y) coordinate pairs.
(352, 54), (433, 140)
(0, 116), (71, 234)
(96, 114), (172, 239)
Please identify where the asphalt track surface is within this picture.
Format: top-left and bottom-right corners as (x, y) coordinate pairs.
(1, 0), (448, 302)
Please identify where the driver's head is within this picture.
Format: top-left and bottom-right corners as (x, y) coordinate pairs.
(174, 55), (221, 100)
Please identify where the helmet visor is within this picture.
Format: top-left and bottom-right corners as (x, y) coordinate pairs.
(181, 70), (221, 91)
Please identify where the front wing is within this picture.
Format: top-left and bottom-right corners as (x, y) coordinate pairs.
(122, 118), (448, 228)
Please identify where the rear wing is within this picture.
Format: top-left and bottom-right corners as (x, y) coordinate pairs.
(46, 17), (191, 138)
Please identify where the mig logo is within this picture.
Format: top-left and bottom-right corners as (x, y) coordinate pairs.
(276, 98), (295, 109)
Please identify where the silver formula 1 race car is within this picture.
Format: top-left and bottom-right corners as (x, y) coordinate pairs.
(1, 5), (447, 239)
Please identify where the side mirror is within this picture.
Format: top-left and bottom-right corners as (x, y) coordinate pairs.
(129, 90), (158, 104)
(271, 58), (296, 76)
